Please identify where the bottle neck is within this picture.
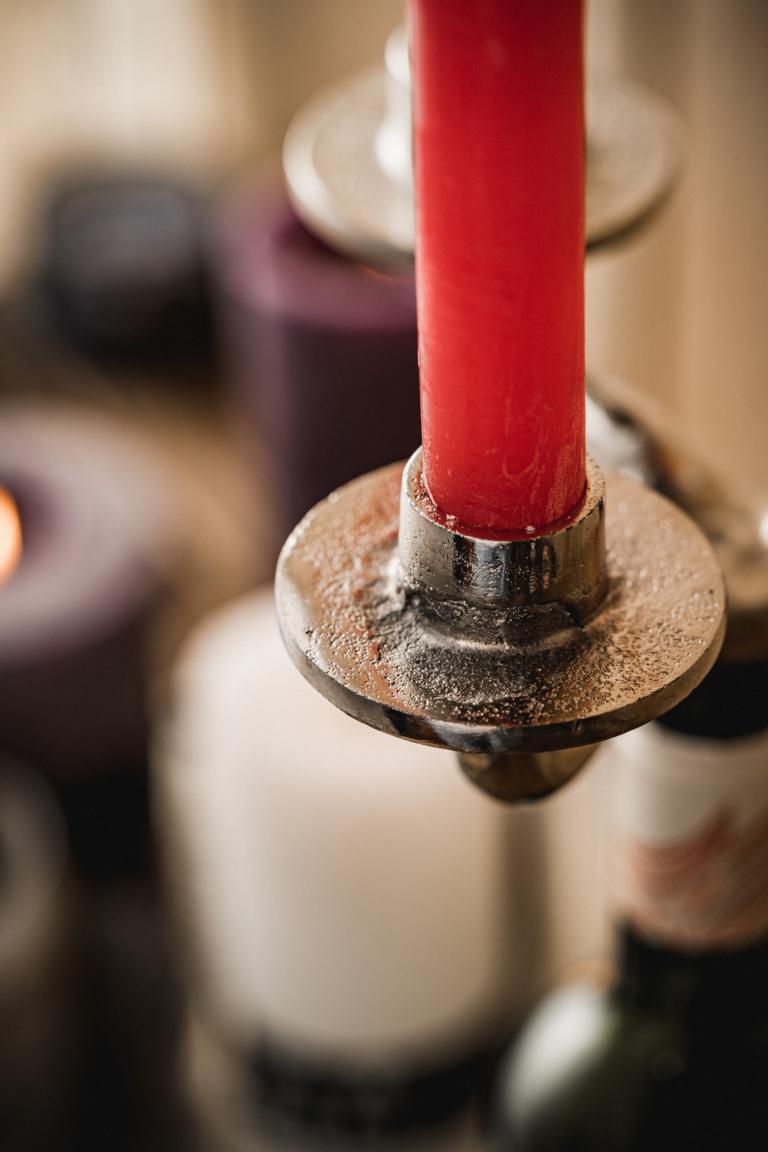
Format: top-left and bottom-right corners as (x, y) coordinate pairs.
(615, 923), (768, 1029)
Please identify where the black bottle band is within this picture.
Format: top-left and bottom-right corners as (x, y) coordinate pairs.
(248, 1028), (503, 1139)
(658, 657), (768, 739)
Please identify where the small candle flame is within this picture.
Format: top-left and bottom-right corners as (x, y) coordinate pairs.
(0, 487), (22, 585)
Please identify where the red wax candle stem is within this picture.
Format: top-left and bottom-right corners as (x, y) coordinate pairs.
(411, 0), (586, 533)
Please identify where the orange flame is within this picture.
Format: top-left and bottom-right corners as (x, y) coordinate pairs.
(0, 487), (22, 585)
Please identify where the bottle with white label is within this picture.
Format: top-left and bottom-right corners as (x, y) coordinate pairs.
(492, 659), (768, 1151)
(157, 590), (527, 1146)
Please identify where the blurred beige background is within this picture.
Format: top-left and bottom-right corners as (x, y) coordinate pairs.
(1, 0), (764, 489)
(0, 0), (403, 287)
(0, 0), (765, 986)
(587, 0), (768, 494)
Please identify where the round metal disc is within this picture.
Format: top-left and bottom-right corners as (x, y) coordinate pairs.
(284, 69), (414, 269)
(276, 464), (725, 755)
(283, 70), (682, 268)
(586, 75), (683, 248)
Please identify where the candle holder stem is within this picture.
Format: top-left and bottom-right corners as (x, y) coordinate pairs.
(457, 747), (598, 805)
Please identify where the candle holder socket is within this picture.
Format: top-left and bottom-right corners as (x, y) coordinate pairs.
(276, 450), (724, 802)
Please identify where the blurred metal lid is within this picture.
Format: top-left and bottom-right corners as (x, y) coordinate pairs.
(284, 27), (683, 268)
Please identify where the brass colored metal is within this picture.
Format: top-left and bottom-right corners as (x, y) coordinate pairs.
(276, 449), (725, 800)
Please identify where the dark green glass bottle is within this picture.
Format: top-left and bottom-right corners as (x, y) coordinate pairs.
(493, 665), (768, 1152)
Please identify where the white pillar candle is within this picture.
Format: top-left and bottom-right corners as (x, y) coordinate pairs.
(158, 591), (510, 1071)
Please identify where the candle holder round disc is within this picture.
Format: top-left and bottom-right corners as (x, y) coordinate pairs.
(276, 451), (725, 802)
(283, 30), (683, 269)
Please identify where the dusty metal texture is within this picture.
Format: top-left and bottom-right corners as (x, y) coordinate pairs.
(588, 371), (768, 663)
(276, 454), (725, 767)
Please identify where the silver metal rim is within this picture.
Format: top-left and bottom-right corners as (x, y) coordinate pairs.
(276, 458), (724, 755)
(283, 70), (683, 267)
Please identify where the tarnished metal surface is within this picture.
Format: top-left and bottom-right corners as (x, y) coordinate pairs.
(283, 44), (683, 268)
(276, 455), (725, 767)
(458, 746), (599, 804)
(588, 371), (768, 663)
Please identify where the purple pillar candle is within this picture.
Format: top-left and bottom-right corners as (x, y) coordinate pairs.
(214, 190), (420, 546)
(0, 406), (170, 874)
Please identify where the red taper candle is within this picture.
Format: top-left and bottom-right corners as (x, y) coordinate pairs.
(411, 0), (586, 533)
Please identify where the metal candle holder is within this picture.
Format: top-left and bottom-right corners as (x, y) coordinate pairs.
(283, 26), (684, 269)
(276, 449), (725, 802)
(587, 370), (768, 664)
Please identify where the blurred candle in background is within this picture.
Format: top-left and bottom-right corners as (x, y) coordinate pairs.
(38, 175), (213, 364)
(0, 405), (172, 876)
(0, 487), (21, 584)
(411, 0), (586, 531)
(0, 0), (402, 293)
(159, 591), (522, 1141)
(214, 189), (421, 548)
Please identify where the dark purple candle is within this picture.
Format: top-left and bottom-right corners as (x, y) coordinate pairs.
(214, 189), (420, 546)
(0, 406), (169, 873)
(40, 175), (212, 363)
